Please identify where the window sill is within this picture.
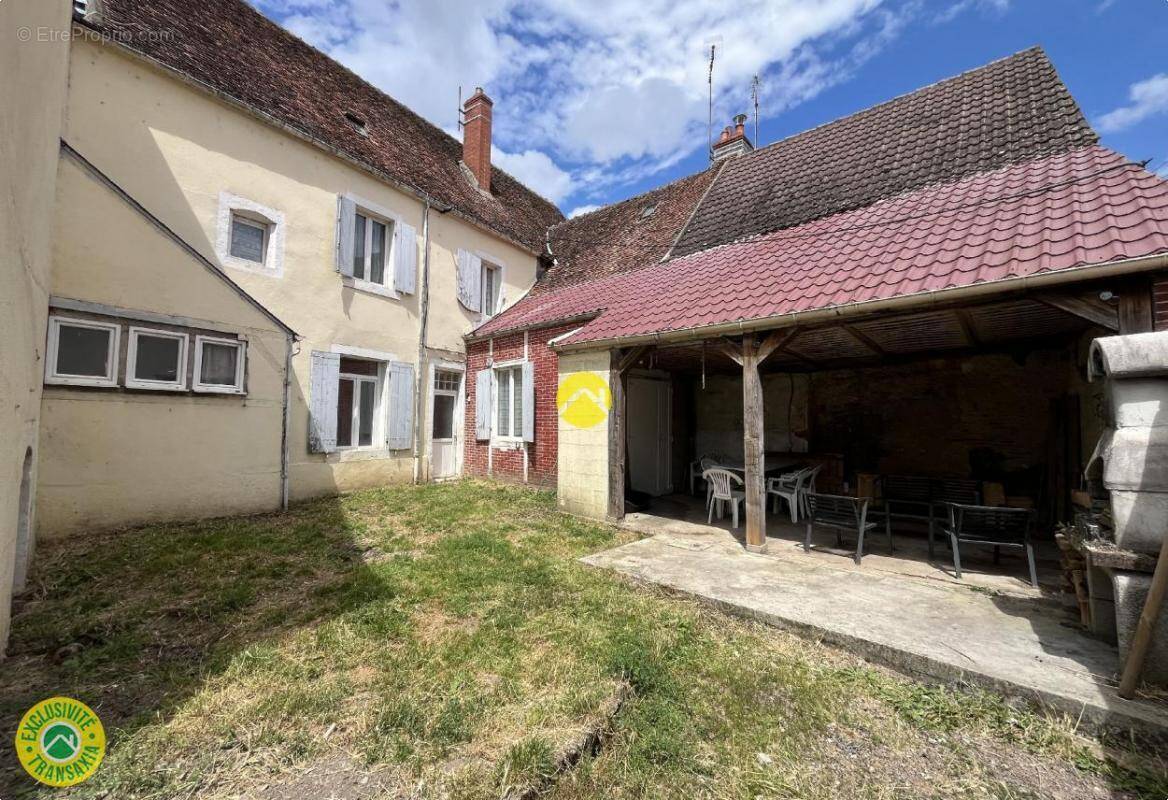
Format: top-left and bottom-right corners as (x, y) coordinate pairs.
(342, 276), (399, 300)
(492, 439), (526, 451)
(218, 253), (281, 278)
(192, 385), (246, 396)
(326, 448), (407, 463)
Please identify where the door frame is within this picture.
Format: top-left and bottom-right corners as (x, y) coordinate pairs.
(427, 360), (466, 480)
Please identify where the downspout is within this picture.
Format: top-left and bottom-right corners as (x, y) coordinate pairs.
(280, 335), (298, 510)
(412, 201), (433, 484)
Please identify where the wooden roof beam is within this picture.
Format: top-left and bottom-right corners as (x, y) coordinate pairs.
(1037, 293), (1119, 331)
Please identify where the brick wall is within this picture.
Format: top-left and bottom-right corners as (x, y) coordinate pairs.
(463, 322), (579, 487)
(1153, 273), (1168, 331)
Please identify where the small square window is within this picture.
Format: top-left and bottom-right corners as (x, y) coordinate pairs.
(126, 327), (187, 391)
(193, 335), (245, 394)
(45, 316), (120, 387)
(230, 214), (268, 264)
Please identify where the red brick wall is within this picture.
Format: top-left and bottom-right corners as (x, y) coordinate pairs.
(1153, 273), (1168, 331)
(463, 323), (579, 487)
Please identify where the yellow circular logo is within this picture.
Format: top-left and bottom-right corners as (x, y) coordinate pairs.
(15, 697), (105, 787)
(557, 371), (612, 429)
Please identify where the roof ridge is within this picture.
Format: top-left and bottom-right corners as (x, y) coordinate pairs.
(550, 166), (718, 230)
(746, 46), (1055, 159)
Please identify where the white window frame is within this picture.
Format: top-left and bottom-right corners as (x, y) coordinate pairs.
(216, 191), (285, 277)
(44, 316), (121, 388)
(192, 335), (246, 395)
(481, 262), (503, 317)
(492, 361), (525, 442)
(336, 365), (383, 451)
(342, 193), (403, 299)
(228, 212), (269, 265)
(125, 326), (188, 391)
(352, 210), (395, 287)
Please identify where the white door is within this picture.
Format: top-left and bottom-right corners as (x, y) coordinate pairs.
(627, 375), (672, 496)
(431, 369), (462, 479)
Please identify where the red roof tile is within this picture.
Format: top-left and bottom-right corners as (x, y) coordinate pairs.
(82, 0), (564, 253)
(473, 147), (1168, 345)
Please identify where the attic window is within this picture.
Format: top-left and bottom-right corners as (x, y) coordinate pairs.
(640, 202), (658, 219)
(344, 112), (369, 136)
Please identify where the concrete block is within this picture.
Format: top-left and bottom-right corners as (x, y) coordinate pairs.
(1099, 427), (1168, 492)
(1107, 380), (1168, 428)
(1109, 490), (1168, 554)
(1112, 570), (1168, 688)
(1090, 331), (1168, 381)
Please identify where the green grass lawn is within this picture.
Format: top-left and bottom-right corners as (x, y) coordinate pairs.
(2, 481), (1165, 799)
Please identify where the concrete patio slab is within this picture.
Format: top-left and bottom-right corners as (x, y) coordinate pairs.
(583, 525), (1168, 735)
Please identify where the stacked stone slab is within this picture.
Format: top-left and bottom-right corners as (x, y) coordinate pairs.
(1088, 330), (1168, 687)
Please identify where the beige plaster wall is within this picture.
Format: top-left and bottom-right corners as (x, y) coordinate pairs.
(63, 40), (541, 499)
(37, 154), (289, 536)
(556, 351), (612, 519)
(0, 0), (72, 647)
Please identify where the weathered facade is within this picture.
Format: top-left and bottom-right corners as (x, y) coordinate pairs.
(0, 0), (73, 648)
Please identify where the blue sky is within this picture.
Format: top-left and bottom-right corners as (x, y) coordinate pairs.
(252, 0), (1167, 217)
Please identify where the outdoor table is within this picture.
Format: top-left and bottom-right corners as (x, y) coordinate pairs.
(719, 454), (803, 475)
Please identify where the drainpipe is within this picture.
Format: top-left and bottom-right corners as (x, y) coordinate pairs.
(412, 201), (433, 484)
(280, 335), (299, 510)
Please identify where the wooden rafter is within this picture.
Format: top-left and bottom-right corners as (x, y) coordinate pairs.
(715, 337), (745, 366)
(615, 344), (651, 375)
(953, 309), (981, 347)
(1038, 293), (1119, 331)
(756, 327), (800, 364)
(840, 324), (886, 356)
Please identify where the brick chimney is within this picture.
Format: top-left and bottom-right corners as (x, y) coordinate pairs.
(711, 113), (753, 162)
(462, 87), (493, 192)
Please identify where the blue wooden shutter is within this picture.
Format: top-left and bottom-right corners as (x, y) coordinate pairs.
(336, 196), (356, 276)
(521, 362), (535, 442)
(387, 361), (415, 450)
(475, 368), (492, 440)
(308, 351), (340, 453)
(393, 221), (417, 294)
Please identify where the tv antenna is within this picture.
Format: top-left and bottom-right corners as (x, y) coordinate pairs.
(751, 74), (761, 145)
(705, 36), (722, 162)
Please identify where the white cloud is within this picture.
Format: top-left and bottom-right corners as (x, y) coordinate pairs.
(1156, 163), (1168, 180)
(255, 0), (917, 207)
(1098, 74), (1168, 133)
(568, 204), (601, 218)
(491, 146), (574, 203)
(934, 0), (1008, 23)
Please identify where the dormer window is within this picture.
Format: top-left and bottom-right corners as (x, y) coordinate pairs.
(344, 112), (369, 136)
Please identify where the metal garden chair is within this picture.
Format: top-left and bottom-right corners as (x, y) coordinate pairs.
(804, 492), (890, 565)
(703, 467), (745, 529)
(942, 503), (1037, 588)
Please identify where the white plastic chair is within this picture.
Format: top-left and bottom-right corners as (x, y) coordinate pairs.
(799, 464), (823, 518)
(699, 456), (720, 507)
(767, 467), (811, 523)
(703, 468), (745, 528)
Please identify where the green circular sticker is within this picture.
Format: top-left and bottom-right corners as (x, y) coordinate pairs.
(15, 697), (105, 786)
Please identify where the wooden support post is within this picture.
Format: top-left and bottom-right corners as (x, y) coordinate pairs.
(1118, 533), (1168, 698)
(608, 349), (627, 521)
(742, 334), (767, 552)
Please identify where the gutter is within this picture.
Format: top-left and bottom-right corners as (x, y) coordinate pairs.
(552, 251), (1168, 352)
(412, 201), (434, 483)
(280, 336), (298, 510)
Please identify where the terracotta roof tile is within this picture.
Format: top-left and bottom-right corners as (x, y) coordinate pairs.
(537, 166), (722, 293)
(83, 0), (564, 252)
(673, 47), (1098, 256)
(474, 148), (1168, 343)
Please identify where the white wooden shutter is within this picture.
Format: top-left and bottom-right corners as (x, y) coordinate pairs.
(308, 351), (340, 453)
(521, 361), (535, 442)
(393, 221), (416, 294)
(475, 368), (493, 440)
(387, 361), (415, 450)
(336, 196), (356, 276)
(457, 249), (482, 312)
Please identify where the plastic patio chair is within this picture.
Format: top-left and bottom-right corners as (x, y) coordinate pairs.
(767, 467), (811, 523)
(703, 467), (745, 529)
